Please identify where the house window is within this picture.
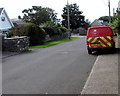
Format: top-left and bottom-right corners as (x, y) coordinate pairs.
(1, 17), (5, 21)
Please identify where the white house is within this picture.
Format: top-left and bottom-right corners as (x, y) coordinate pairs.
(0, 8), (14, 32)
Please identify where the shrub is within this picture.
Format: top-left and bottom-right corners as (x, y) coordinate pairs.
(58, 26), (68, 33)
(9, 23), (47, 45)
(40, 21), (68, 37)
(110, 15), (120, 35)
(43, 26), (61, 37)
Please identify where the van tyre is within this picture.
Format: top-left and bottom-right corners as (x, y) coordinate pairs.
(111, 43), (116, 53)
(88, 48), (92, 54)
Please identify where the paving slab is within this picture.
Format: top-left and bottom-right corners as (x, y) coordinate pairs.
(81, 54), (118, 94)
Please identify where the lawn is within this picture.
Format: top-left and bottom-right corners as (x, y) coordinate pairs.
(30, 37), (79, 48)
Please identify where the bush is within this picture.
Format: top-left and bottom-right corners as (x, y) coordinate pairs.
(43, 26), (68, 37)
(40, 21), (68, 37)
(43, 26), (61, 37)
(9, 23), (47, 45)
(110, 15), (120, 35)
(58, 26), (68, 33)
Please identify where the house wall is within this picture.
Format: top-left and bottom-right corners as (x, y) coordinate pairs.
(0, 9), (14, 31)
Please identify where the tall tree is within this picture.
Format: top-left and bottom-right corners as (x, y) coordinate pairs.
(62, 3), (85, 30)
(99, 16), (112, 23)
(22, 6), (57, 25)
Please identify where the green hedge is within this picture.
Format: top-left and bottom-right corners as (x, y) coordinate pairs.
(43, 26), (68, 37)
(43, 26), (60, 37)
(58, 26), (68, 33)
(110, 15), (120, 35)
(9, 23), (47, 45)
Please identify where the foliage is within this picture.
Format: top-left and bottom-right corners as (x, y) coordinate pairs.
(41, 21), (68, 37)
(99, 16), (112, 23)
(110, 15), (120, 34)
(58, 26), (68, 33)
(40, 21), (56, 28)
(116, 9), (120, 15)
(22, 6), (57, 25)
(84, 19), (91, 30)
(62, 3), (85, 30)
(9, 23), (47, 45)
(43, 26), (60, 37)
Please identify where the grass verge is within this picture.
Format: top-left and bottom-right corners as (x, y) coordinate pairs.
(30, 37), (79, 48)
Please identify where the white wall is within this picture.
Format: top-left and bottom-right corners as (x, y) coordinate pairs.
(0, 9), (14, 31)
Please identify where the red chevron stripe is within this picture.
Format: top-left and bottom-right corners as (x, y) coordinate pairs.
(99, 39), (109, 47)
(104, 37), (113, 44)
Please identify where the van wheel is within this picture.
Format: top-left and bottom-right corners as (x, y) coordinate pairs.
(111, 43), (116, 53)
(88, 48), (92, 54)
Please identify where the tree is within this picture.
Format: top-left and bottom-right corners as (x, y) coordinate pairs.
(62, 3), (85, 30)
(22, 6), (57, 25)
(84, 19), (91, 30)
(99, 16), (112, 23)
(110, 15), (120, 35)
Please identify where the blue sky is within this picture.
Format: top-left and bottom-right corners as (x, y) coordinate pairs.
(0, 0), (118, 22)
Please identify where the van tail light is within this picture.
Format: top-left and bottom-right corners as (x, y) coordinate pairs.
(86, 41), (89, 45)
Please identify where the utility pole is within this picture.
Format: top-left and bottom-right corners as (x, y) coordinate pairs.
(67, 0), (71, 39)
(108, 0), (111, 23)
(113, 8), (115, 16)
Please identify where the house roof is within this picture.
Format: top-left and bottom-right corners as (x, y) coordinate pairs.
(0, 8), (3, 15)
(91, 19), (109, 27)
(11, 18), (27, 26)
(91, 19), (102, 27)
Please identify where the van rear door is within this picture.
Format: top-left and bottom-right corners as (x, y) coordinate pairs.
(87, 26), (114, 48)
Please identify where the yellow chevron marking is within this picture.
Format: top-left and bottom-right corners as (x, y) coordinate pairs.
(88, 36), (112, 47)
(106, 36), (111, 40)
(99, 41), (107, 47)
(87, 37), (92, 41)
(107, 42), (111, 46)
(89, 45), (91, 47)
(91, 37), (99, 43)
(100, 37), (111, 46)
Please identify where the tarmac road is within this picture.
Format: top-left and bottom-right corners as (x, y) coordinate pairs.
(2, 37), (97, 94)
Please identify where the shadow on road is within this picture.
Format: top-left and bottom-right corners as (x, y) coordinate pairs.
(92, 48), (119, 55)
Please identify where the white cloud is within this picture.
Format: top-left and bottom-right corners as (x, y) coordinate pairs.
(0, 0), (118, 22)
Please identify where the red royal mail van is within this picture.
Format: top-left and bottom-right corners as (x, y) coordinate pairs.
(86, 26), (115, 54)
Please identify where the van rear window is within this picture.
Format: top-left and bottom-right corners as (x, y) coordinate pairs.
(87, 27), (113, 36)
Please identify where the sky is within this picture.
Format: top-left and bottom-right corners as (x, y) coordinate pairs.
(0, 0), (118, 22)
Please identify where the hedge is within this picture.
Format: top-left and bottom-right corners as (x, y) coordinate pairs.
(110, 15), (120, 35)
(9, 23), (47, 45)
(43, 26), (68, 37)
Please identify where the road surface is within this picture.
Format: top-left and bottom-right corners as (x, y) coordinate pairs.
(2, 37), (97, 94)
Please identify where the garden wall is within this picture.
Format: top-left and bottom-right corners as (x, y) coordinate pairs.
(2, 36), (29, 52)
(50, 33), (69, 41)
